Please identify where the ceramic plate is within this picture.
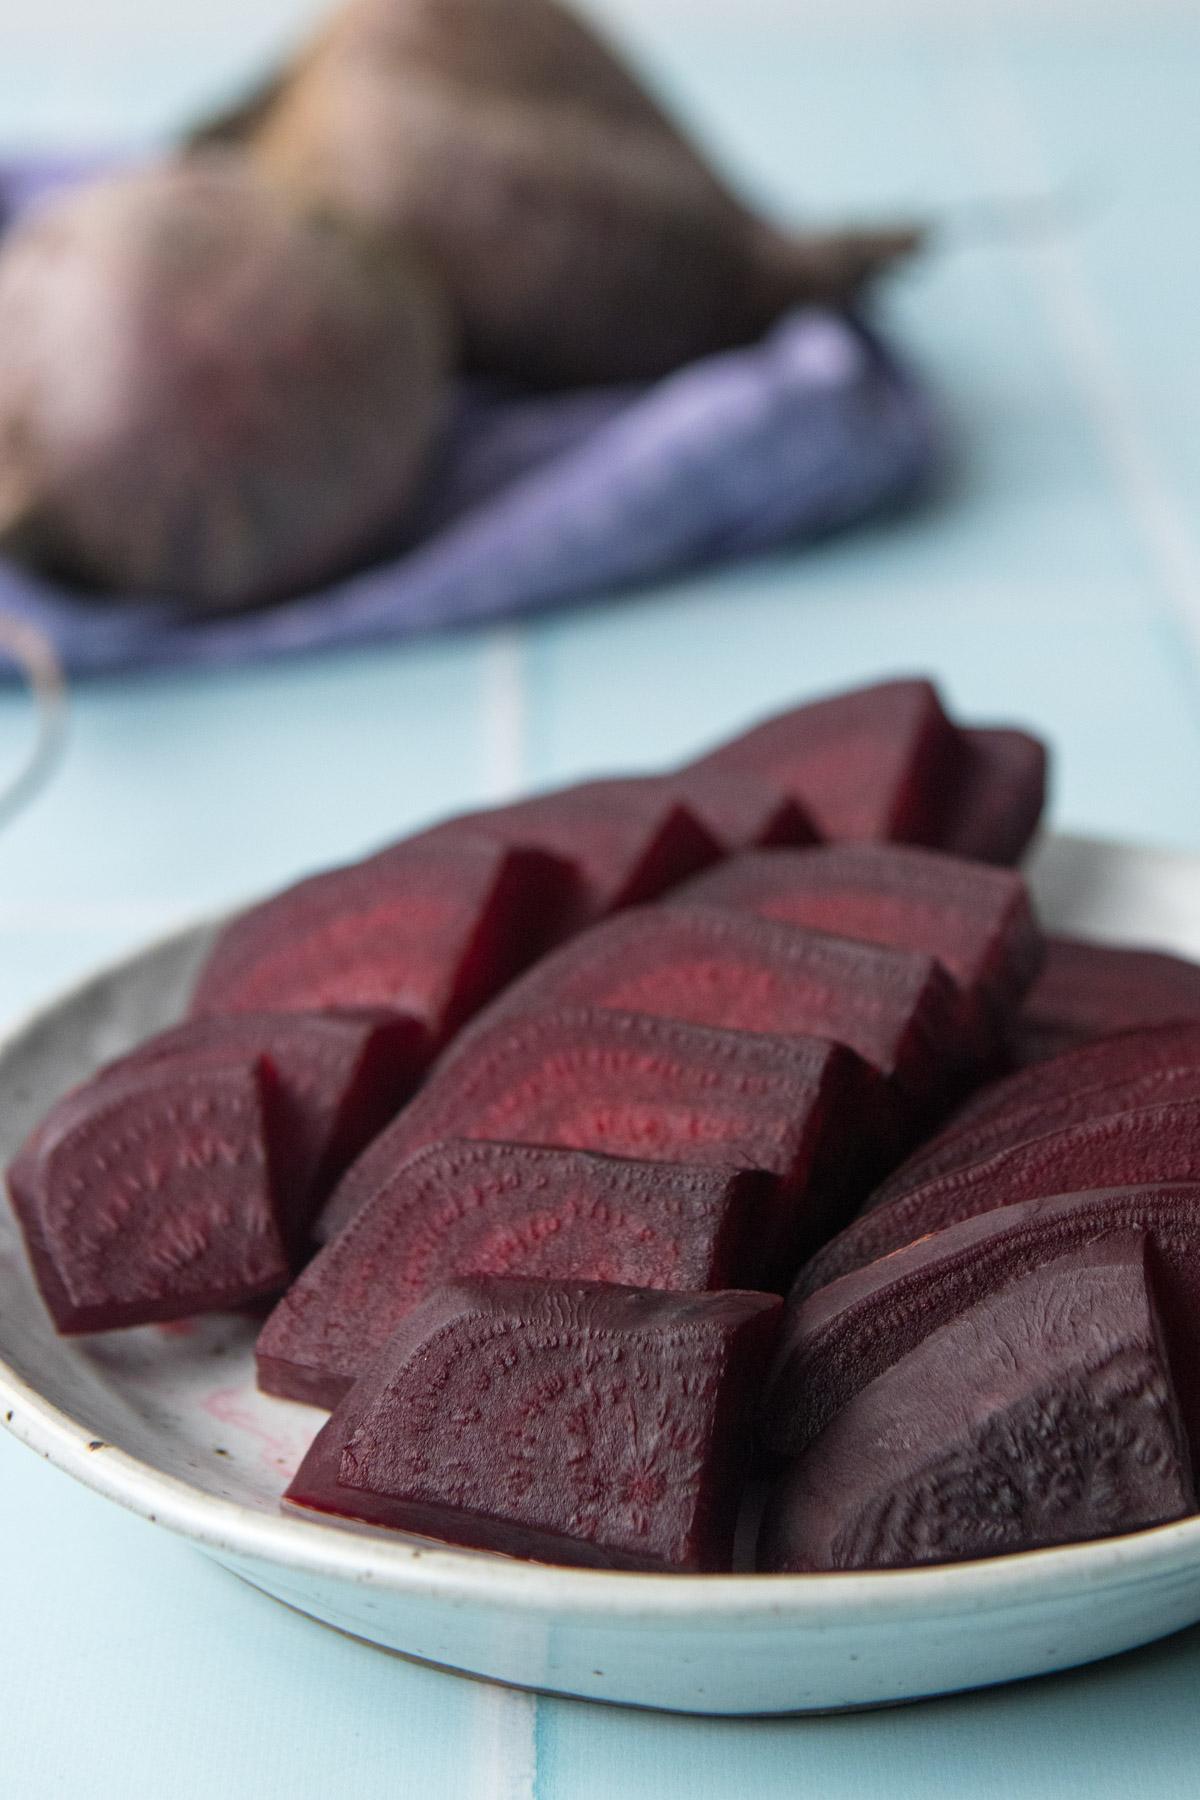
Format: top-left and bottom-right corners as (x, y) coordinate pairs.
(4, 832), (1200, 1717)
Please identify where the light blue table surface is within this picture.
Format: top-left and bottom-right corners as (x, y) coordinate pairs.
(3, 1), (1200, 1793)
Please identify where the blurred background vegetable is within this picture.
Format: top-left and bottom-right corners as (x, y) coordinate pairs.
(0, 155), (450, 610)
(0, 0), (924, 619)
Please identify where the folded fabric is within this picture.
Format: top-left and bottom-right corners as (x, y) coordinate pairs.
(0, 159), (938, 679)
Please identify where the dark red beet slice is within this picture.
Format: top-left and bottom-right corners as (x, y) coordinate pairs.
(762, 1184), (1200, 1462)
(190, 833), (577, 1045)
(874, 1023), (1200, 1209)
(656, 770), (818, 854)
(931, 727), (1048, 867)
(284, 1277), (782, 1570)
(689, 678), (959, 843)
(758, 1234), (1194, 1571)
(124, 1010), (426, 1222)
(480, 901), (968, 1108)
(10, 1010), (428, 1254)
(1012, 936), (1200, 1067)
(428, 777), (722, 924)
(8, 1059), (289, 1333)
(258, 1143), (774, 1407)
(675, 843), (1042, 1044)
(799, 1099), (1200, 1294)
(314, 1005), (885, 1262)
(944, 1022), (1200, 1139)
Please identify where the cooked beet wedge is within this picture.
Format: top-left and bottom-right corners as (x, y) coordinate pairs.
(799, 1099), (1200, 1294)
(314, 1005), (886, 1258)
(1012, 936), (1200, 1067)
(190, 833), (577, 1045)
(284, 1277), (782, 1570)
(8, 1010), (427, 1256)
(479, 902), (968, 1108)
(654, 770), (818, 855)
(8, 1059), (289, 1334)
(762, 1184), (1200, 1463)
(935, 728), (1048, 867)
(675, 843), (1042, 1043)
(120, 1010), (427, 1224)
(945, 1022), (1200, 1139)
(758, 1234), (1194, 1571)
(689, 678), (959, 844)
(427, 777), (722, 925)
(258, 1143), (774, 1407)
(873, 1023), (1200, 1209)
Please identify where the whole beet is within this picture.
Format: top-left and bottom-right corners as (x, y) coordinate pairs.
(0, 157), (451, 610)
(192, 0), (922, 388)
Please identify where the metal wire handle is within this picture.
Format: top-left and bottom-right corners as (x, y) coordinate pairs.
(0, 612), (67, 832)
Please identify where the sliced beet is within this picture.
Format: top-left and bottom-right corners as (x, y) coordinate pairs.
(689, 678), (959, 843)
(480, 901), (968, 1109)
(759, 1233), (1194, 1571)
(944, 1022), (1200, 1139)
(873, 1023), (1200, 1209)
(762, 1184), (1200, 1462)
(190, 832), (577, 1045)
(932, 727), (1048, 866)
(675, 843), (1042, 1043)
(8, 1010), (426, 1258)
(656, 770), (818, 854)
(314, 1005), (885, 1263)
(8, 1058), (289, 1334)
(258, 1142), (774, 1407)
(428, 776), (722, 925)
(799, 1099), (1200, 1294)
(1012, 936), (1200, 1066)
(284, 1276), (782, 1570)
(118, 1010), (427, 1225)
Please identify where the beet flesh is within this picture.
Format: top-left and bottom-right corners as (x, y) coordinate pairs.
(873, 1023), (1200, 1209)
(653, 770), (818, 855)
(119, 1010), (427, 1229)
(940, 1022), (1200, 1139)
(257, 1142), (774, 1406)
(1012, 936), (1200, 1066)
(758, 1233), (1194, 1571)
(762, 1184), (1200, 1463)
(8, 1058), (290, 1333)
(675, 842), (1042, 1047)
(314, 1004), (884, 1258)
(799, 1099), (1200, 1295)
(689, 681), (1048, 861)
(0, 156), (450, 609)
(690, 679), (959, 844)
(478, 901), (970, 1109)
(427, 776), (722, 925)
(190, 832), (577, 1046)
(284, 1275), (782, 1569)
(935, 728), (1048, 867)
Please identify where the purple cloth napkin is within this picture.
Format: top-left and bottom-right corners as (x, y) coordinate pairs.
(0, 158), (937, 679)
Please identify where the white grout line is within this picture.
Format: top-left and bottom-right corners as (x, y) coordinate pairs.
(470, 1685), (539, 1800)
(480, 625), (529, 805)
(472, 627), (538, 1793)
(957, 8), (1200, 663)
